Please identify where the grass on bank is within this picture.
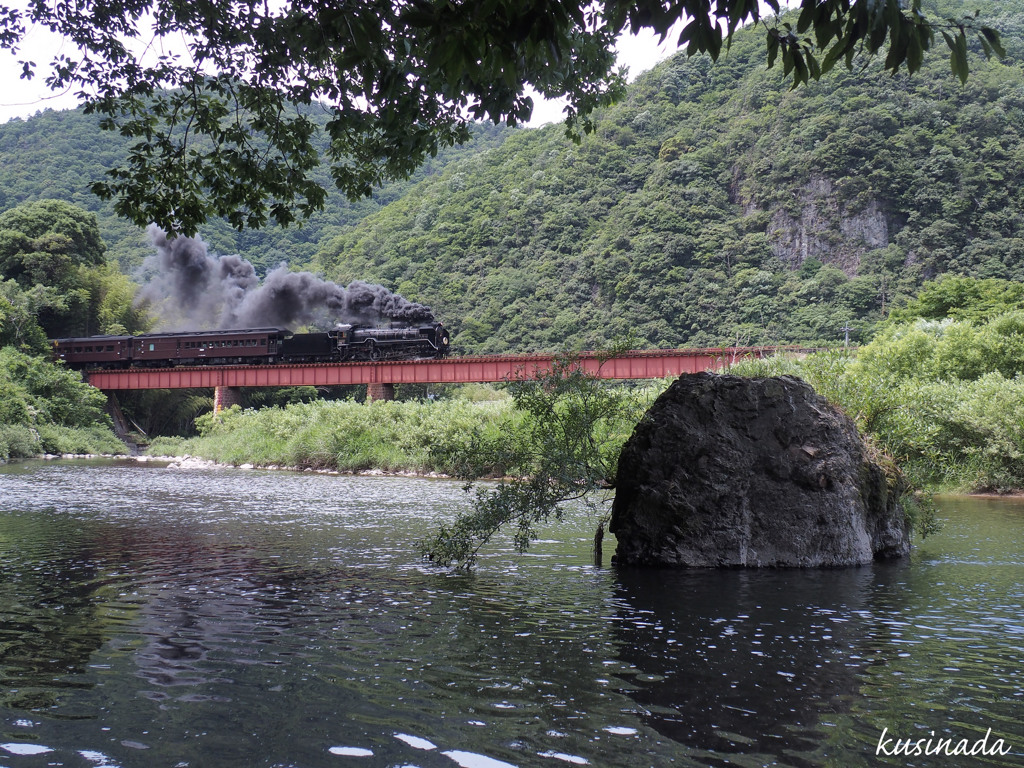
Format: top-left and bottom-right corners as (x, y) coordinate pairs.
(147, 397), (522, 474)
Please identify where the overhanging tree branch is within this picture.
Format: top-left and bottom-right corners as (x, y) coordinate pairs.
(422, 349), (649, 570)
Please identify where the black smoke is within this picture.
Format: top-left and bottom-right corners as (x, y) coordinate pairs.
(138, 226), (434, 330)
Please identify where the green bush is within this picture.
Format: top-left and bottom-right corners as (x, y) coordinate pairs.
(734, 314), (1024, 494)
(0, 346), (123, 458)
(35, 423), (126, 456)
(0, 424), (40, 459)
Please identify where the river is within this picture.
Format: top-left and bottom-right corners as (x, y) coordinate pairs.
(0, 460), (1020, 767)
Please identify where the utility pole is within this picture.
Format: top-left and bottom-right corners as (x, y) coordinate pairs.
(840, 323), (852, 348)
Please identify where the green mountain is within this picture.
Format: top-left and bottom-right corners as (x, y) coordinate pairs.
(1, 0), (1020, 354)
(312, 0), (1024, 353)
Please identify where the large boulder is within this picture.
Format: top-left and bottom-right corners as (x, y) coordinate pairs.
(610, 372), (911, 567)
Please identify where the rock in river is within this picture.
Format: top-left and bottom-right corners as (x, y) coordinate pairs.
(610, 373), (911, 567)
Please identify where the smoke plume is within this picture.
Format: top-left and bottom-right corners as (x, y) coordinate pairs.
(139, 226), (434, 330)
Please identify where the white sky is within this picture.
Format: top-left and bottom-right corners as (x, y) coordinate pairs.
(0, 13), (684, 126)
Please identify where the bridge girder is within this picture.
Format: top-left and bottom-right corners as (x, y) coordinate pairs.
(85, 348), (784, 391)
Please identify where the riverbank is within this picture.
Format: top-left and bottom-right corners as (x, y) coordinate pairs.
(2, 452), (458, 481)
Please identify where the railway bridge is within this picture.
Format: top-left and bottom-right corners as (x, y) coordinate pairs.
(86, 346), (792, 410)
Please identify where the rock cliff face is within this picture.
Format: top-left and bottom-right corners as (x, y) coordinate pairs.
(753, 175), (904, 276)
(610, 373), (911, 567)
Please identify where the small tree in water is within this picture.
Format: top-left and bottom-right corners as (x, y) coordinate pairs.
(422, 350), (650, 570)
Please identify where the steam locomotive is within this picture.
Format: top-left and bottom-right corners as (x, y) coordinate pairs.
(52, 323), (451, 370)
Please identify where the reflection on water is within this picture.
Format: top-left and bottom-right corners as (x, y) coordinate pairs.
(0, 461), (1021, 767)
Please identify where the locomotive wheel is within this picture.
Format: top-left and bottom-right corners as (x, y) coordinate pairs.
(367, 340), (381, 361)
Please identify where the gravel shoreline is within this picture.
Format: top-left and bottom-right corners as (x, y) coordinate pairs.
(22, 452), (451, 479)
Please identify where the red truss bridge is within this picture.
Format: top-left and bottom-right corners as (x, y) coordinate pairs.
(86, 347), (797, 404)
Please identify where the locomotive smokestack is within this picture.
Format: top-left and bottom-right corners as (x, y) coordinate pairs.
(138, 226), (434, 331)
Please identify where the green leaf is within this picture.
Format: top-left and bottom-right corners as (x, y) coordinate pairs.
(980, 27), (1006, 59)
(766, 31), (780, 69)
(952, 29), (969, 84)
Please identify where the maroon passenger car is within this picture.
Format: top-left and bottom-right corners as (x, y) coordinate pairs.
(51, 335), (133, 368)
(53, 329), (288, 369)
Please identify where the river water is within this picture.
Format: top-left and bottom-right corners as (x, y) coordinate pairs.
(0, 460), (1020, 768)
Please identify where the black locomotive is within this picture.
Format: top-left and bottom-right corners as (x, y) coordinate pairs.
(52, 323), (451, 369)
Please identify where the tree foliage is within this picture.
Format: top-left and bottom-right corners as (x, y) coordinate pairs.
(0, 0), (1003, 236)
(0, 278), (65, 352)
(0, 199), (149, 344)
(0, 345), (123, 459)
(886, 275), (1024, 324)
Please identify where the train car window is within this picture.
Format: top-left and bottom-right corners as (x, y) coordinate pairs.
(75, 346), (83, 352)
(149, 343), (155, 351)
(106, 345), (114, 352)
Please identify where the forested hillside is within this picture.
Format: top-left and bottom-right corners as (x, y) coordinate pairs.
(0, 108), (510, 274)
(315, 0), (1024, 353)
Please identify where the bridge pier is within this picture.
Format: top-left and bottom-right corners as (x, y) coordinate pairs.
(366, 383), (395, 402)
(214, 386), (243, 414)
